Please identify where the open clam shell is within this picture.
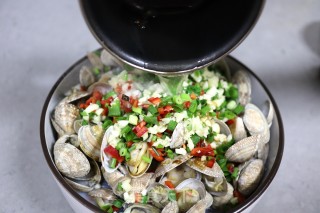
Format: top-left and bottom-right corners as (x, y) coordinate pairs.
(229, 117), (247, 142)
(175, 179), (206, 213)
(100, 126), (120, 173)
(147, 183), (170, 209)
(154, 155), (192, 178)
(79, 66), (95, 88)
(124, 204), (160, 213)
(127, 142), (153, 178)
(159, 164), (201, 187)
(203, 175), (228, 197)
(232, 70), (251, 106)
(261, 100), (274, 128)
(212, 182), (234, 208)
(186, 158), (224, 178)
(214, 119), (231, 136)
(170, 122), (185, 149)
(161, 201), (179, 213)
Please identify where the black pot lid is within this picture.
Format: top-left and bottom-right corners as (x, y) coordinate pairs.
(80, 0), (265, 75)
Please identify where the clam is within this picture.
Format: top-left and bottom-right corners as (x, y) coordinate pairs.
(243, 103), (268, 136)
(87, 82), (113, 95)
(229, 117), (247, 142)
(87, 52), (104, 70)
(88, 188), (118, 210)
(64, 159), (101, 192)
(147, 183), (170, 209)
(161, 201), (179, 213)
(78, 124), (104, 161)
(256, 141), (269, 164)
(237, 159), (264, 196)
(161, 164), (200, 187)
(225, 134), (260, 163)
(100, 49), (119, 67)
(52, 103), (79, 136)
(101, 126), (121, 173)
(101, 166), (130, 197)
(214, 119), (231, 136)
(124, 204), (160, 213)
(54, 135), (90, 179)
(170, 123), (185, 149)
(261, 100), (274, 128)
(186, 158), (224, 177)
(130, 173), (156, 193)
(154, 155), (192, 178)
(203, 175), (228, 196)
(175, 179), (206, 213)
(59, 90), (90, 105)
(212, 182), (234, 208)
(79, 66), (95, 88)
(232, 70), (251, 106)
(127, 142), (153, 178)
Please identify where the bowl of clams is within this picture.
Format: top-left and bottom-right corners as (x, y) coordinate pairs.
(40, 49), (284, 213)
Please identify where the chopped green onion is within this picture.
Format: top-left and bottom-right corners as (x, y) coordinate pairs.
(121, 125), (132, 135)
(128, 145), (136, 152)
(93, 67), (100, 75)
(167, 120), (178, 131)
(200, 105), (211, 115)
(228, 86), (239, 99)
(125, 152), (131, 161)
(113, 199), (124, 208)
(142, 155), (151, 163)
(181, 93), (191, 102)
(96, 100), (101, 108)
(188, 100), (198, 113)
(108, 100), (121, 117)
(168, 190), (177, 201)
(151, 135), (157, 142)
(220, 110), (236, 120)
(80, 111), (88, 116)
(144, 116), (158, 125)
(102, 119), (113, 129)
(117, 183), (123, 191)
(81, 120), (88, 126)
(129, 114), (138, 125)
(166, 149), (175, 159)
(227, 100), (237, 110)
(233, 104), (245, 115)
(156, 144), (164, 149)
(141, 195), (148, 204)
(116, 142), (125, 150)
(119, 147), (128, 157)
(148, 105), (158, 115)
(132, 107), (142, 114)
(231, 167), (239, 179)
(110, 158), (117, 169)
(191, 134), (201, 145)
(103, 91), (116, 99)
(173, 95), (183, 105)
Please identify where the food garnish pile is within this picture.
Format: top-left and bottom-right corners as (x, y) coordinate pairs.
(52, 50), (273, 213)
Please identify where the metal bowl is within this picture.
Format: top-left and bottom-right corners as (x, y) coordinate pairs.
(40, 51), (284, 213)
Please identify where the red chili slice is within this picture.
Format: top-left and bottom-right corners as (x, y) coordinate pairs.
(104, 145), (124, 163)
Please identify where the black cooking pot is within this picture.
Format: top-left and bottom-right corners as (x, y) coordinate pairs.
(79, 0), (265, 75)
